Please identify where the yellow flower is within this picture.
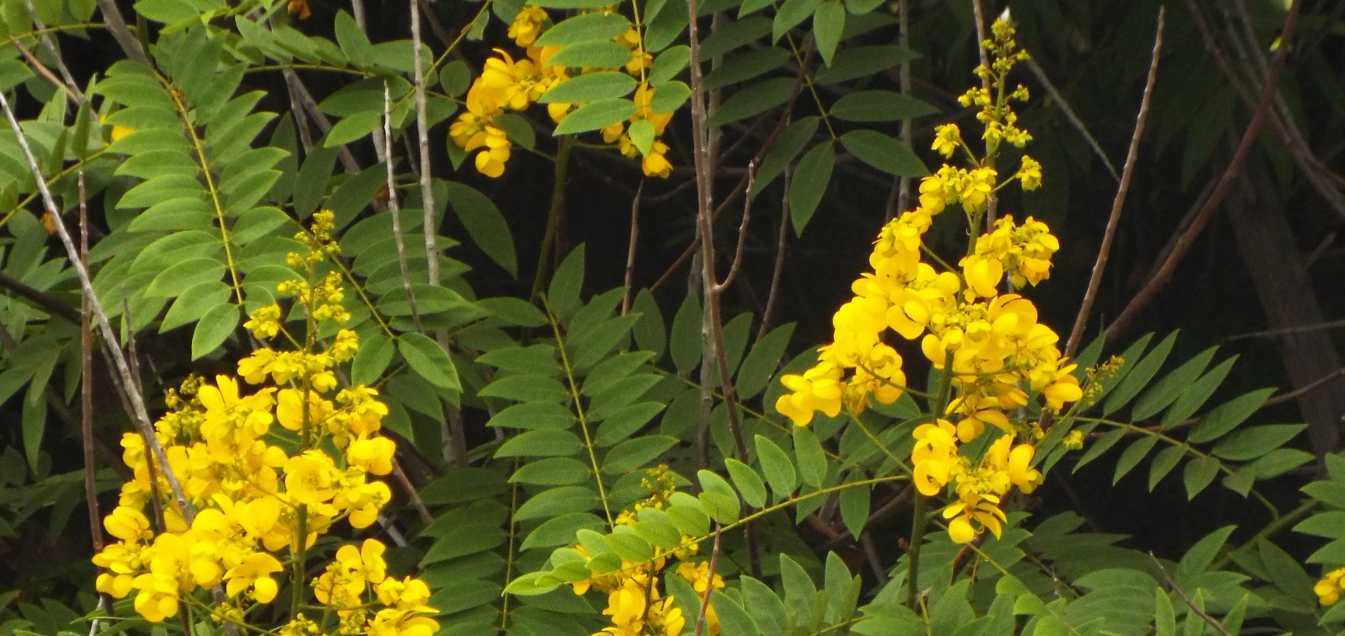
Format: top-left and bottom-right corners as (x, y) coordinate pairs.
(1062, 430), (1084, 450)
(507, 5), (548, 47)
(775, 362), (844, 427)
(375, 576), (434, 611)
(1316, 567), (1345, 606)
(224, 552), (284, 603)
(932, 124), (962, 158)
(367, 608), (440, 636)
(474, 125), (512, 178)
(105, 505), (154, 543)
(243, 303), (283, 339)
(642, 140), (673, 178)
(285, 451), (338, 506)
(1018, 155), (1042, 190)
(347, 434), (397, 476)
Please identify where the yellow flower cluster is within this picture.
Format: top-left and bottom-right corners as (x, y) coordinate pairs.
(1316, 567), (1345, 606)
(92, 212), (436, 633)
(570, 467), (722, 636)
(774, 18), (1082, 544)
(311, 539), (439, 635)
(449, 3), (676, 178)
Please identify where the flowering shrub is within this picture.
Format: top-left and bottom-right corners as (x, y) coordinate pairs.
(0, 0), (1340, 635)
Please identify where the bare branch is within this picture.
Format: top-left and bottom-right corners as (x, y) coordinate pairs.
(1107, 0), (1301, 343)
(714, 161), (756, 294)
(384, 81), (424, 331)
(1064, 6), (1164, 357)
(621, 181), (644, 315)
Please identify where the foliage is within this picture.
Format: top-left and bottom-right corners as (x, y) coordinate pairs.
(0, 0), (1340, 634)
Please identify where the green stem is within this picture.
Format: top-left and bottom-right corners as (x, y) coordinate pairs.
(533, 137), (574, 299)
(292, 504), (308, 620)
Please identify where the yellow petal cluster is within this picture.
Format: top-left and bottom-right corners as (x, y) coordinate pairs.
(1316, 567), (1345, 606)
(91, 214), (434, 630)
(775, 16), (1084, 545)
(450, 4), (679, 179)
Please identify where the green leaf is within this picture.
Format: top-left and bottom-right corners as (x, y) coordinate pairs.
(541, 72), (639, 103)
(547, 245), (586, 319)
(790, 141), (835, 235)
(632, 289), (666, 359)
(736, 323), (795, 399)
(442, 181), (518, 276)
(1104, 331), (1178, 415)
(773, 0), (819, 42)
(838, 481), (869, 537)
(711, 591), (762, 636)
(537, 12), (632, 46)
(1182, 456), (1220, 499)
(1178, 526), (1236, 580)
(649, 45), (690, 83)
(697, 469), (741, 523)
(794, 425), (827, 487)
(815, 45), (918, 84)
(628, 119), (655, 156)
(1147, 445), (1185, 491)
(334, 10), (374, 61)
(547, 41), (632, 68)
(398, 332), (462, 392)
(755, 434), (798, 498)
(725, 458), (767, 508)
(813, 1), (845, 66)
(1154, 587), (1176, 636)
(649, 81), (691, 113)
(22, 395), (44, 471)
(755, 116), (818, 197)
(669, 292), (702, 375)
(829, 90), (937, 122)
(1112, 436), (1157, 484)
(191, 303), (239, 360)
(839, 129), (926, 176)
(496, 430), (582, 458)
(1161, 356), (1238, 429)
(1187, 388), (1275, 443)
(159, 282), (230, 333)
(323, 110), (382, 147)
(700, 17), (771, 59)
(510, 458), (591, 485)
(352, 332), (395, 385)
(709, 77), (795, 127)
(146, 258), (226, 298)
(1133, 346), (1217, 420)
(704, 47), (791, 90)
(480, 297), (548, 327)
(602, 435), (679, 474)
(480, 374), (569, 403)
(1211, 424), (1304, 461)
(553, 98), (636, 135)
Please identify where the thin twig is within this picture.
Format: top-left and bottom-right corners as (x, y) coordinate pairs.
(885, 0), (913, 222)
(1263, 367), (1345, 408)
(621, 181), (644, 315)
(392, 458), (433, 525)
(1023, 56), (1119, 182)
(1226, 318), (1345, 342)
(280, 68), (361, 174)
(1148, 553), (1233, 636)
(0, 270), (81, 323)
(384, 81), (424, 331)
(1107, 0), (1301, 343)
(94, 0), (148, 64)
(692, 526), (721, 636)
(1063, 6), (1165, 357)
(714, 161), (756, 293)
(756, 167), (790, 342)
(0, 87), (195, 521)
(78, 170), (105, 635)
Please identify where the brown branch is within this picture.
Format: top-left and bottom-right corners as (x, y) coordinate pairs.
(714, 161), (755, 293)
(0, 270), (81, 323)
(1149, 553), (1233, 636)
(1063, 6), (1165, 357)
(78, 170), (103, 552)
(94, 0), (148, 64)
(756, 168), (790, 342)
(692, 526), (721, 636)
(884, 0), (913, 222)
(1106, 0), (1301, 344)
(392, 458), (433, 525)
(281, 68), (361, 175)
(1226, 318), (1345, 342)
(621, 181), (643, 315)
(1264, 367), (1345, 408)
